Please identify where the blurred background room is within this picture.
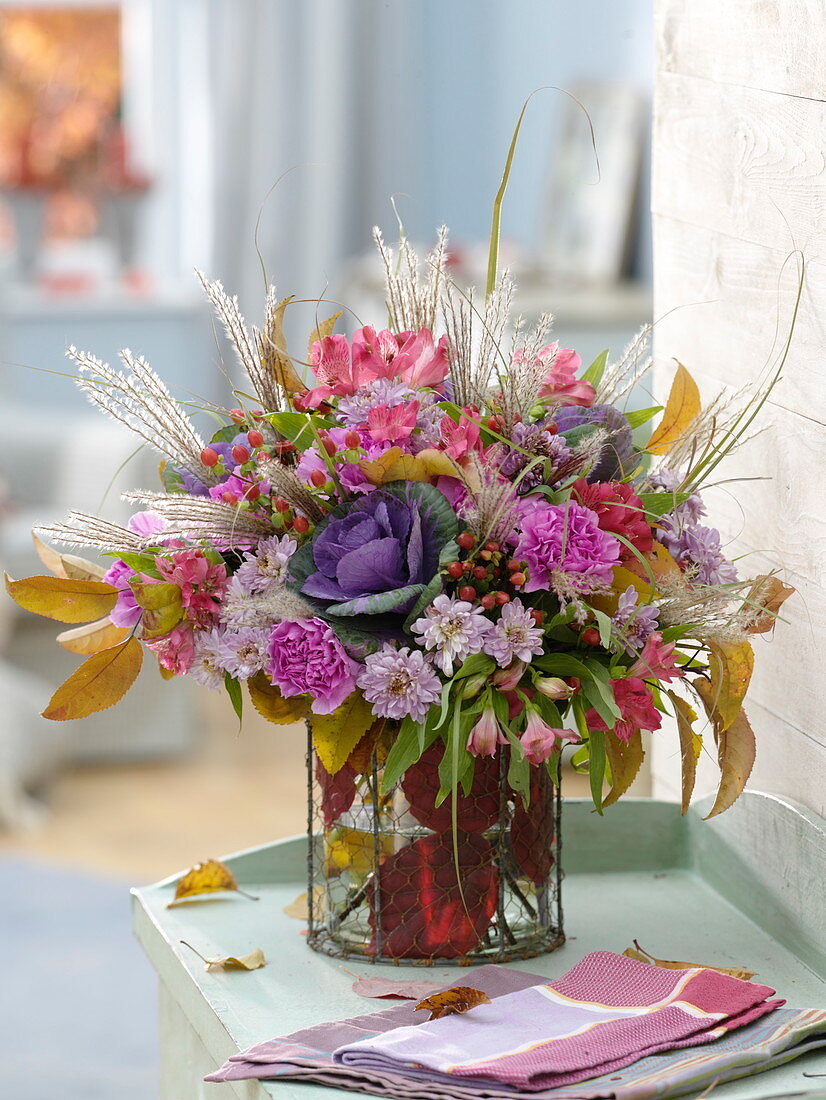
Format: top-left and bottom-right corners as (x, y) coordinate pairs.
(0, 2), (652, 1095)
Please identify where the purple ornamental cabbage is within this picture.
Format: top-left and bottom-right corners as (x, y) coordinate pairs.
(553, 403), (634, 481)
(288, 482), (458, 623)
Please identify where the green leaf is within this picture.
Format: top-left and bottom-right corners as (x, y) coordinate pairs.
(109, 551), (161, 576)
(209, 424), (240, 445)
(267, 411), (331, 450)
(592, 608), (614, 649)
(382, 715), (439, 793)
(588, 729), (606, 815)
(581, 348), (609, 387)
(505, 730), (531, 808)
(160, 462), (186, 493)
(557, 422), (602, 449)
(453, 652), (496, 682)
(534, 694), (563, 730)
(535, 653), (594, 680)
(224, 673), (243, 723)
(581, 679), (618, 729)
(638, 491), (691, 518)
(625, 405), (663, 430)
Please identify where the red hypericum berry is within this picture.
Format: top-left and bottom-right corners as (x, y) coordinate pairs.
(252, 409), (265, 420)
(458, 585), (477, 602)
(484, 541), (499, 552)
(506, 558), (521, 572)
(463, 560), (474, 572)
(321, 437), (336, 457)
(494, 591), (511, 606)
(344, 430), (361, 449)
(232, 444), (250, 464)
(510, 571), (526, 587)
(472, 565), (488, 581)
(292, 394), (308, 412)
(547, 422), (559, 435)
(273, 497), (290, 513)
(221, 491), (238, 505)
(200, 447), (219, 467)
(481, 593), (496, 610)
(244, 484), (261, 501)
(447, 561), (465, 579)
(486, 416), (499, 431)
(581, 627), (601, 646)
(457, 531), (475, 550)
(530, 609), (545, 626)
(247, 428), (264, 448)
(274, 440), (296, 455)
(292, 515), (310, 534)
(309, 469), (327, 487)
(229, 408), (245, 424)
(479, 549), (492, 562)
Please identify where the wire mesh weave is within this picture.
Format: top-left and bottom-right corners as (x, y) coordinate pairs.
(306, 724), (564, 964)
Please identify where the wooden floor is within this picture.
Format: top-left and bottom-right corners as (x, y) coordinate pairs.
(0, 694), (641, 884)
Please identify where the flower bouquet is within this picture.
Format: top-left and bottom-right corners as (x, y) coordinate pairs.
(6, 221), (793, 962)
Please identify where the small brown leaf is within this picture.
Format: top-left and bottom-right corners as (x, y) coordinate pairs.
(42, 636), (143, 721)
(744, 575), (795, 634)
(283, 887), (325, 921)
(359, 447), (465, 487)
(623, 940), (755, 981)
(168, 858), (258, 907)
(694, 697), (756, 819)
(5, 573), (118, 623)
(705, 641), (754, 733)
(129, 580), (183, 639)
(56, 617), (130, 656)
(180, 940), (265, 972)
(353, 977), (445, 1001)
(260, 295), (307, 395)
(414, 986), (491, 1020)
(247, 671), (310, 725)
(311, 690), (376, 775)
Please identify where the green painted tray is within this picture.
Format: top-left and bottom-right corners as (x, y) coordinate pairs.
(132, 793), (826, 1099)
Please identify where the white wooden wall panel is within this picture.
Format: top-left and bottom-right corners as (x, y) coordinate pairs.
(652, 1), (826, 815)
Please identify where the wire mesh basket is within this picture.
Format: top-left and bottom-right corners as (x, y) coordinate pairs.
(305, 725), (564, 964)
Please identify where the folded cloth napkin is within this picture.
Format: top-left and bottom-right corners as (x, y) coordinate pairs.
(206, 954), (826, 1097)
(334, 952), (782, 1091)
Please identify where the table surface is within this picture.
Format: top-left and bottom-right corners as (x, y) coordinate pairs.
(132, 795), (826, 1100)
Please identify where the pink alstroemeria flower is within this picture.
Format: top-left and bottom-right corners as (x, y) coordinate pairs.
(367, 400), (420, 443)
(439, 410), (482, 460)
(146, 622), (196, 675)
(535, 343), (595, 407)
(586, 676), (663, 744)
(352, 326), (450, 388)
(628, 631), (683, 683)
(156, 549), (227, 627)
(466, 705), (508, 757)
(520, 709), (580, 764)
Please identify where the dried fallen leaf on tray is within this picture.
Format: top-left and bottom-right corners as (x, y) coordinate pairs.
(415, 986), (491, 1020)
(353, 977), (446, 1001)
(168, 859), (259, 907)
(623, 940), (755, 981)
(181, 940), (265, 972)
(283, 887), (325, 921)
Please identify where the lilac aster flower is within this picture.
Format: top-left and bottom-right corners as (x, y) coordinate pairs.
(267, 617), (359, 715)
(189, 627), (228, 691)
(661, 523), (738, 586)
(515, 500), (621, 595)
(236, 535), (297, 594)
(357, 644), (441, 722)
(500, 422), (572, 492)
(612, 587), (660, 653)
(649, 468), (706, 526)
(215, 626), (271, 679)
(410, 593), (492, 676)
(484, 598), (544, 666)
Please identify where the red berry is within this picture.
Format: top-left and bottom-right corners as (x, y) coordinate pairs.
(309, 469), (327, 487)
(458, 585), (477, 602)
(510, 571), (526, 587)
(232, 444), (250, 464)
(244, 484), (261, 501)
(486, 416), (500, 431)
(494, 591), (511, 606)
(321, 437), (336, 457)
(200, 447), (219, 467)
(273, 497), (289, 513)
(292, 394), (308, 413)
(547, 422), (559, 435)
(274, 440), (296, 455)
(472, 565), (488, 581)
(480, 549), (492, 561)
(252, 409), (265, 420)
(221, 491), (238, 505)
(581, 627), (601, 646)
(506, 558), (522, 572)
(485, 541), (499, 552)
(447, 561), (464, 579)
(229, 408), (245, 424)
(344, 430), (361, 449)
(530, 609), (545, 625)
(481, 593), (496, 610)
(247, 429), (264, 448)
(292, 515), (310, 534)
(457, 531), (475, 550)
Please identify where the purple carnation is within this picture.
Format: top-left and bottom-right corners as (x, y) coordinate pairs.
(267, 617), (359, 715)
(357, 645), (441, 722)
(515, 500), (620, 594)
(484, 598), (544, 666)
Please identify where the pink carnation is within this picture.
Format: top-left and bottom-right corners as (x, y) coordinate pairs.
(267, 617), (359, 715)
(586, 676), (662, 743)
(515, 500), (620, 595)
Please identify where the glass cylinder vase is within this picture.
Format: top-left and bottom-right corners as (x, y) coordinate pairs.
(305, 725), (564, 964)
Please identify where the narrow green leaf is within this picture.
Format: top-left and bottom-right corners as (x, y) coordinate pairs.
(382, 716), (438, 793)
(638, 491), (691, 518)
(625, 405), (663, 430)
(592, 608), (614, 649)
(224, 673), (243, 724)
(581, 349), (609, 387)
(588, 729), (606, 815)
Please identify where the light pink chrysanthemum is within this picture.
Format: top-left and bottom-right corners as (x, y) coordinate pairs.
(215, 626), (271, 680)
(189, 627), (228, 691)
(484, 598), (544, 666)
(357, 645), (441, 722)
(410, 593), (492, 676)
(235, 535), (297, 594)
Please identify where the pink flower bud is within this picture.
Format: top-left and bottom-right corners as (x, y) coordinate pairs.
(466, 706), (507, 757)
(519, 708), (580, 765)
(492, 660), (526, 692)
(535, 676), (573, 701)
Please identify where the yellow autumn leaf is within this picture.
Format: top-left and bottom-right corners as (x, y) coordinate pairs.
(706, 640), (754, 732)
(307, 311), (343, 357)
(359, 447), (464, 486)
(591, 566), (654, 616)
(5, 573), (118, 623)
(129, 579), (183, 639)
(325, 825), (393, 879)
(32, 534), (108, 581)
(603, 730), (645, 808)
(247, 672), (310, 725)
(259, 295), (307, 395)
(56, 616), (130, 655)
(180, 940), (266, 972)
(667, 690), (701, 815)
(311, 689), (376, 774)
(42, 636), (143, 721)
(168, 858), (258, 907)
(699, 700), (756, 820)
(647, 362), (701, 455)
(623, 940), (755, 981)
